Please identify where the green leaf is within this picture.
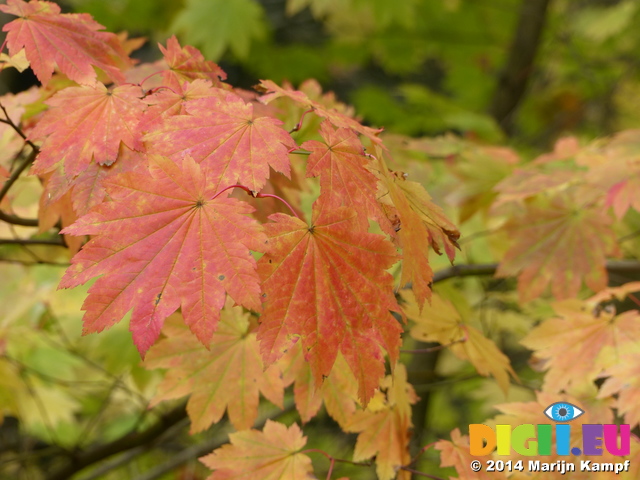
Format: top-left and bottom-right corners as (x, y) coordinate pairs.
(172, 0), (267, 60)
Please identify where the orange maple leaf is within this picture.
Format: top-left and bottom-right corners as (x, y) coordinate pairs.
(144, 305), (283, 433)
(376, 152), (459, 309)
(401, 290), (517, 394)
(0, 0), (132, 86)
(257, 199), (403, 405)
(200, 420), (315, 480)
(59, 154), (267, 355)
(145, 89), (294, 192)
(521, 299), (640, 392)
(436, 428), (507, 480)
(30, 83), (146, 177)
(599, 353), (640, 429)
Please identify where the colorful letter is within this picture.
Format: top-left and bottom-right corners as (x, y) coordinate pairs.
(512, 424), (537, 455)
(603, 424), (630, 456)
(469, 424), (496, 456)
(583, 424), (603, 456)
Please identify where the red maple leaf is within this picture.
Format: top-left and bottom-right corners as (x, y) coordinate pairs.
(159, 35), (227, 90)
(0, 0), (132, 86)
(59, 154), (267, 355)
(137, 79), (219, 135)
(257, 199), (403, 405)
(302, 120), (393, 234)
(145, 90), (295, 192)
(30, 83), (146, 177)
(257, 79), (384, 145)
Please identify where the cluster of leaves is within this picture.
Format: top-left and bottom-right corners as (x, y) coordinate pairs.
(2, 1), (640, 480)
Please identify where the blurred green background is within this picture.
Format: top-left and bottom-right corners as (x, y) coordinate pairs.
(1, 0), (640, 479)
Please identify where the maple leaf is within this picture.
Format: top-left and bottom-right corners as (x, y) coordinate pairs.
(579, 130), (640, 219)
(302, 120), (392, 234)
(59, 154), (267, 355)
(401, 290), (517, 394)
(257, 79), (384, 145)
(521, 299), (640, 392)
(376, 152), (460, 309)
(586, 280), (640, 306)
(68, 146), (143, 216)
(257, 199), (403, 405)
(144, 305), (283, 432)
(599, 353), (640, 429)
(279, 343), (359, 427)
(200, 420), (315, 480)
(496, 189), (618, 301)
(0, 0), (132, 86)
(159, 35), (227, 90)
(144, 90), (294, 192)
(137, 79), (220, 135)
(344, 364), (417, 480)
(436, 428), (507, 480)
(38, 184), (82, 254)
(30, 83), (146, 177)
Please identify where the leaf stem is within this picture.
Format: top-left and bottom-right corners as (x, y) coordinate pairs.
(211, 184), (300, 219)
(289, 108), (314, 133)
(138, 70), (165, 89)
(288, 148), (311, 155)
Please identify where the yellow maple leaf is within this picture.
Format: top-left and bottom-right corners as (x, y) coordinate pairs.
(401, 290), (517, 394)
(344, 364), (417, 480)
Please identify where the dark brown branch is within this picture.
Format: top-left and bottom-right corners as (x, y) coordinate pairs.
(95, 401), (296, 480)
(0, 102), (39, 151)
(432, 260), (640, 284)
(488, 0), (551, 134)
(0, 148), (40, 227)
(0, 210), (40, 227)
(46, 404), (188, 480)
(0, 238), (65, 247)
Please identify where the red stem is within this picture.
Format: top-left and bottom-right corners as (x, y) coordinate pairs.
(628, 293), (640, 308)
(210, 184), (300, 219)
(144, 85), (179, 96)
(139, 70), (165, 88)
(289, 108), (314, 133)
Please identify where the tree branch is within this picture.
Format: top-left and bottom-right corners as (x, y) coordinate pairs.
(0, 102), (39, 151)
(488, 0), (551, 134)
(46, 404), (188, 480)
(432, 260), (640, 284)
(0, 148), (40, 227)
(0, 238), (65, 247)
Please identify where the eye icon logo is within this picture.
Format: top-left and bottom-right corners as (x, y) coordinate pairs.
(544, 402), (584, 422)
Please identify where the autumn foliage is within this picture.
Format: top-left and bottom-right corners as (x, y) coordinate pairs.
(1, 1), (640, 479)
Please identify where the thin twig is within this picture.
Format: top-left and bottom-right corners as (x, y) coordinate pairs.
(0, 238), (65, 247)
(0, 148), (40, 227)
(0, 102), (39, 151)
